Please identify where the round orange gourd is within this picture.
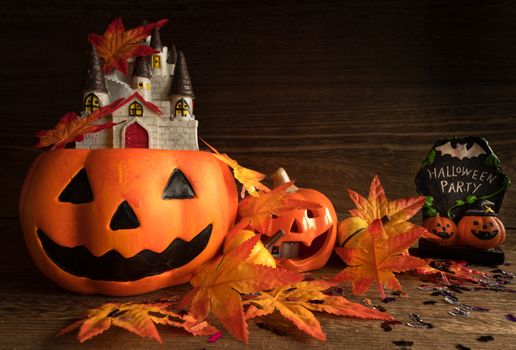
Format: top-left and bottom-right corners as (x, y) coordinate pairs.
(19, 149), (237, 296)
(238, 168), (337, 272)
(422, 214), (458, 246)
(337, 216), (368, 248)
(457, 210), (506, 249)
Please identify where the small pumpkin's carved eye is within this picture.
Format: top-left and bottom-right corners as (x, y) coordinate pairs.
(445, 224), (450, 228)
(306, 209), (318, 218)
(436, 223), (441, 227)
(163, 169), (195, 199)
(59, 168), (94, 204)
(473, 220), (480, 225)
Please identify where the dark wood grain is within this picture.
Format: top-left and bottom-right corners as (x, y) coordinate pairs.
(1, 1), (516, 348)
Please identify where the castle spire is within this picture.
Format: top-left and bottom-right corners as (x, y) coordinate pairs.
(168, 44), (178, 65)
(132, 55), (152, 100)
(133, 55), (152, 79)
(84, 45), (107, 93)
(169, 51), (194, 97)
(82, 45), (109, 113)
(169, 51), (195, 118)
(150, 27), (163, 51)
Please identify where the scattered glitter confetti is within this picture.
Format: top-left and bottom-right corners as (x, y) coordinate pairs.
(455, 344), (471, 350)
(476, 335), (494, 342)
(406, 313), (433, 329)
(382, 297), (396, 303)
(459, 303), (489, 312)
(207, 332), (222, 343)
(393, 340), (414, 347)
(449, 307), (470, 318)
(380, 320), (401, 332)
(505, 314), (516, 322)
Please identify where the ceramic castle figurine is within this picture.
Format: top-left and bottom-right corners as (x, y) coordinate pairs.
(76, 26), (198, 150)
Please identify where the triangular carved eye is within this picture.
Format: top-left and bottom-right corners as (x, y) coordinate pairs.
(163, 169), (195, 199)
(59, 168), (94, 204)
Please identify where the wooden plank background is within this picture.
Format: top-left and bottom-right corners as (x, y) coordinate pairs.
(0, 1), (515, 349)
(1, 0), (515, 225)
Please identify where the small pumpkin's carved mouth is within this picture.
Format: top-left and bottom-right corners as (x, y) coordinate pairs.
(269, 228), (331, 260)
(37, 224), (212, 282)
(471, 229), (498, 240)
(431, 230), (453, 239)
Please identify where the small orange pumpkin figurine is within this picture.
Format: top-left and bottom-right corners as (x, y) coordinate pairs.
(19, 149), (238, 296)
(253, 168), (337, 272)
(457, 201), (506, 249)
(422, 214), (458, 246)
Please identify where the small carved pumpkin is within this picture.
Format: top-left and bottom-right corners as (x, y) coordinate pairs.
(422, 214), (458, 246)
(457, 204), (506, 249)
(239, 168), (337, 272)
(19, 149), (237, 296)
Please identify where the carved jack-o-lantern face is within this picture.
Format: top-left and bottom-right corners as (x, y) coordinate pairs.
(422, 215), (458, 246)
(457, 214), (506, 249)
(241, 187), (337, 272)
(19, 149), (237, 296)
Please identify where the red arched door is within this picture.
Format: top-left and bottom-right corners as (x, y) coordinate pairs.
(125, 123), (149, 148)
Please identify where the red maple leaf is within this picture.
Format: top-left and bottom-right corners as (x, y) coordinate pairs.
(35, 98), (123, 150)
(88, 18), (168, 74)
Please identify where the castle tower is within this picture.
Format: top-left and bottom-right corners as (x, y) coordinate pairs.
(83, 45), (109, 113)
(167, 44), (178, 78)
(169, 51), (195, 119)
(132, 55), (152, 101)
(150, 27), (169, 77)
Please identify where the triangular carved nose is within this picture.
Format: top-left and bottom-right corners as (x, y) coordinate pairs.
(110, 201), (140, 230)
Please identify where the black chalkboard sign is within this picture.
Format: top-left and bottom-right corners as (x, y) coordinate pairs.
(415, 137), (510, 222)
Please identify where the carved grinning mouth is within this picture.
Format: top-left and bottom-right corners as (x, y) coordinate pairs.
(471, 229), (498, 240)
(432, 230), (453, 239)
(37, 224), (212, 282)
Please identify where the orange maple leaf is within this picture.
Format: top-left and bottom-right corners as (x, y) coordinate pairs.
(245, 280), (393, 341)
(180, 235), (303, 343)
(88, 18), (168, 74)
(347, 176), (429, 238)
(334, 219), (428, 299)
(35, 98), (123, 150)
(202, 139), (270, 198)
(59, 301), (217, 343)
(238, 181), (321, 234)
(416, 260), (486, 285)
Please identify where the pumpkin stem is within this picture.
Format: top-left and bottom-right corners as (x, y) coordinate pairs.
(271, 167), (290, 187)
(271, 168), (298, 192)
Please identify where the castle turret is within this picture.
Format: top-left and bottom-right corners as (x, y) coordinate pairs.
(169, 51), (194, 119)
(150, 27), (169, 77)
(132, 55), (152, 100)
(167, 44), (178, 78)
(83, 45), (109, 113)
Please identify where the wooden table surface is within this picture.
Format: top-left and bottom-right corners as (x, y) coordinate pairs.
(1, 1), (515, 349)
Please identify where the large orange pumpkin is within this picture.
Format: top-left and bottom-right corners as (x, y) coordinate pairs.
(239, 168), (337, 272)
(19, 149), (237, 296)
(457, 206), (506, 249)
